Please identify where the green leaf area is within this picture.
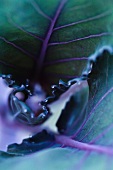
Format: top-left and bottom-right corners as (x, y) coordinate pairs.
(0, 0), (113, 83)
(1, 0), (113, 170)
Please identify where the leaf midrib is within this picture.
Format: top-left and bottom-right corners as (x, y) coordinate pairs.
(35, 0), (68, 78)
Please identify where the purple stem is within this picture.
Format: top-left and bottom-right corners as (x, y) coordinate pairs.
(90, 123), (113, 144)
(7, 16), (44, 41)
(79, 109), (113, 142)
(35, 0), (67, 75)
(55, 135), (113, 155)
(0, 60), (17, 68)
(73, 124), (113, 169)
(48, 32), (111, 46)
(53, 10), (112, 31)
(71, 86), (113, 138)
(0, 36), (35, 60)
(73, 124), (113, 170)
(72, 124), (113, 169)
(44, 57), (87, 66)
(30, 0), (52, 21)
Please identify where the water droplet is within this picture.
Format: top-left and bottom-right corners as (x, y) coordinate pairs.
(31, 113), (34, 119)
(13, 97), (16, 101)
(24, 109), (27, 113)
